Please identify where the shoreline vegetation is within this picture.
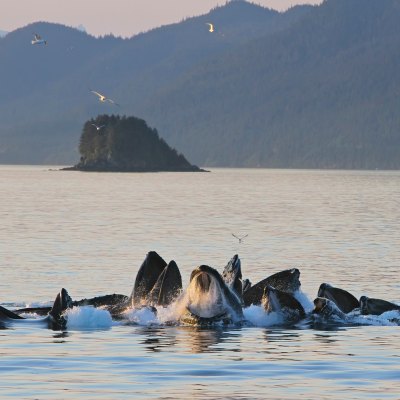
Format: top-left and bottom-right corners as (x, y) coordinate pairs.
(62, 114), (207, 173)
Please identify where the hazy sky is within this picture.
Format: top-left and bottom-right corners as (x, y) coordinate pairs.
(1, 0), (323, 38)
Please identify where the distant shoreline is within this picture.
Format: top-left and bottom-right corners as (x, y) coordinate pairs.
(61, 165), (209, 173)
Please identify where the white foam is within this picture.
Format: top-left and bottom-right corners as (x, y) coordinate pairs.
(65, 306), (113, 330)
(294, 290), (314, 313)
(349, 310), (400, 326)
(156, 300), (183, 325)
(122, 307), (159, 325)
(243, 305), (284, 327)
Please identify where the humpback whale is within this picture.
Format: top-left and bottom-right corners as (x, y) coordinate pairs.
(243, 268), (301, 307)
(131, 251), (182, 308)
(0, 288), (72, 330)
(179, 265), (243, 326)
(312, 297), (348, 321)
(317, 283), (359, 314)
(71, 252), (182, 316)
(360, 296), (400, 315)
(222, 254), (243, 302)
(262, 284), (305, 323)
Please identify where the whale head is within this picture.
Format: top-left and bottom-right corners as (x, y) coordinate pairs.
(180, 265), (243, 325)
(222, 254), (242, 299)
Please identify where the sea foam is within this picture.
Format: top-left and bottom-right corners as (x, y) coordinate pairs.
(66, 306), (113, 330)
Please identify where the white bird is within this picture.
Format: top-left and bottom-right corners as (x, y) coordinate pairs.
(232, 233), (248, 243)
(90, 90), (120, 106)
(206, 23), (214, 33)
(91, 123), (105, 131)
(31, 33), (47, 45)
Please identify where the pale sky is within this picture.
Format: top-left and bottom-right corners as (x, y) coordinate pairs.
(0, 0), (323, 38)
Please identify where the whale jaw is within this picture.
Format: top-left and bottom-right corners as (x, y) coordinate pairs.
(47, 288), (73, 330)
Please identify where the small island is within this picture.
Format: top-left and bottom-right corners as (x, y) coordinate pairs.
(64, 114), (205, 172)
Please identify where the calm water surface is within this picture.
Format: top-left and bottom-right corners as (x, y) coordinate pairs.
(1, 166), (399, 399)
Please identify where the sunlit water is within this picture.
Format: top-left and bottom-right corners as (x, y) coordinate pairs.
(1, 166), (399, 399)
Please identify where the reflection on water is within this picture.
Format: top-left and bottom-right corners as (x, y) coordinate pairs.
(1, 166), (400, 399)
(180, 327), (242, 354)
(137, 326), (178, 352)
(52, 331), (69, 342)
(135, 325), (243, 354)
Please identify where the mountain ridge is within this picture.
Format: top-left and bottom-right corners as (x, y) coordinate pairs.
(0, 0), (399, 169)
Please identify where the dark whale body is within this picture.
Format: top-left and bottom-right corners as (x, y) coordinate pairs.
(262, 284), (305, 323)
(317, 283), (359, 314)
(71, 251), (182, 316)
(14, 293), (129, 318)
(360, 296), (400, 315)
(243, 268), (301, 307)
(0, 288), (72, 330)
(131, 251), (182, 308)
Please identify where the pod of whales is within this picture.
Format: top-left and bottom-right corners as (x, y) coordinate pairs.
(3, 251), (399, 329)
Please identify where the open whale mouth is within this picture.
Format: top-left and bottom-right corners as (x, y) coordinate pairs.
(195, 272), (212, 293)
(186, 270), (226, 319)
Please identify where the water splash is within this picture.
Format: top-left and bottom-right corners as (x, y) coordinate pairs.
(65, 306), (113, 330)
(294, 290), (314, 313)
(123, 307), (159, 325)
(243, 305), (284, 327)
(349, 310), (400, 326)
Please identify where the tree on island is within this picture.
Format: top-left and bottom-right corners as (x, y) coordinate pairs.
(71, 114), (203, 172)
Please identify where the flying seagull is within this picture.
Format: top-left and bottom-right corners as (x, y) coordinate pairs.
(90, 90), (120, 106)
(91, 123), (105, 131)
(206, 23), (214, 33)
(232, 233), (248, 243)
(31, 33), (47, 45)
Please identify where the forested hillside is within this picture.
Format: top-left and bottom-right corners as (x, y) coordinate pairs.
(0, 0), (399, 169)
(143, 0), (400, 169)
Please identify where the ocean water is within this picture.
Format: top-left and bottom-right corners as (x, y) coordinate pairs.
(0, 165), (399, 399)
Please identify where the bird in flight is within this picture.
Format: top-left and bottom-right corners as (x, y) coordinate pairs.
(31, 33), (47, 45)
(232, 233), (248, 243)
(91, 123), (105, 131)
(90, 90), (120, 106)
(206, 23), (214, 33)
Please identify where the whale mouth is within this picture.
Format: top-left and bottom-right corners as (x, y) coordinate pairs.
(181, 307), (231, 326)
(313, 297), (327, 314)
(186, 271), (226, 318)
(195, 272), (212, 292)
